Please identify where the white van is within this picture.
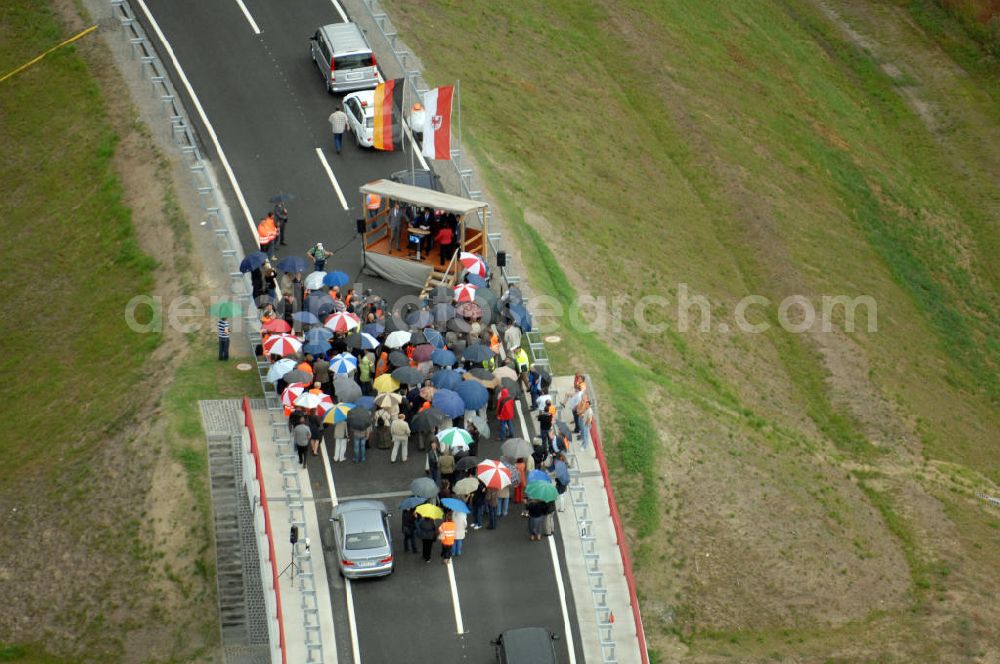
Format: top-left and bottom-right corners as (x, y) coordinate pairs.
(310, 23), (379, 94)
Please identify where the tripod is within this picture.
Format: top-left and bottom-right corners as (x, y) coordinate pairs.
(278, 542), (300, 581)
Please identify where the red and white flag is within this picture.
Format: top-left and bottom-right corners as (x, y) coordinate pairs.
(421, 85), (454, 160)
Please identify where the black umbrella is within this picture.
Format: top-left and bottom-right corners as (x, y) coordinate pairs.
(334, 376), (362, 403)
(392, 366), (425, 385)
(410, 407), (447, 433)
(468, 367), (494, 380)
(454, 456), (480, 473)
(556, 420), (573, 439)
(283, 370), (312, 385)
(410, 477), (439, 499)
(346, 406), (372, 429)
(239, 251), (269, 273)
(409, 330), (428, 346)
(500, 377), (521, 396)
(462, 343), (494, 363)
(388, 350), (410, 368)
(406, 310), (434, 328)
(506, 286), (524, 305)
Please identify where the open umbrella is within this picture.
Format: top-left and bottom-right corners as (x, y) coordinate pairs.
(453, 283), (478, 303)
(293, 311), (322, 326)
(323, 271), (350, 288)
(502, 459), (521, 486)
(239, 251), (269, 273)
(468, 367), (495, 380)
(494, 366), (518, 382)
(363, 322), (385, 337)
(281, 383), (308, 409)
(500, 377), (522, 397)
(410, 477), (439, 499)
(475, 286), (498, 310)
(330, 352), (358, 375)
(464, 413), (490, 439)
(392, 366), (424, 385)
(373, 374), (400, 394)
(324, 311), (361, 333)
(304, 271), (327, 291)
(527, 469), (552, 484)
(431, 369), (462, 390)
(355, 395), (376, 411)
(463, 273), (488, 289)
(505, 302), (533, 331)
(304, 327), (333, 344)
(410, 407), (447, 433)
(399, 496), (427, 511)
(384, 330), (412, 349)
(454, 456), (480, 473)
(411, 344), (435, 363)
(433, 389), (465, 418)
(526, 481), (558, 502)
(476, 459), (512, 489)
(462, 343), (494, 363)
(415, 503), (444, 520)
(453, 477), (480, 496)
(266, 357), (297, 382)
(553, 459), (570, 485)
(409, 330), (428, 346)
(333, 376), (362, 403)
(302, 342), (329, 357)
(388, 350), (410, 368)
(406, 309), (434, 328)
(440, 497), (470, 514)
(456, 301), (483, 320)
(322, 402), (355, 424)
(315, 393), (335, 417)
(501, 438), (533, 461)
(346, 406), (372, 429)
(464, 370), (499, 390)
(282, 369), (312, 385)
(303, 292), (335, 318)
(459, 252), (487, 277)
(431, 349), (456, 367)
(374, 392), (403, 410)
(263, 333), (302, 357)
(210, 300), (242, 318)
(437, 427), (473, 449)
(277, 256), (308, 274)
(422, 328), (445, 349)
(345, 331), (380, 351)
(455, 381), (488, 410)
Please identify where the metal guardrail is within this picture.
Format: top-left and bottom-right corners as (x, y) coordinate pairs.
(108, 2), (323, 660)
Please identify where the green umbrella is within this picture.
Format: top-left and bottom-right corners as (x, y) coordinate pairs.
(436, 427), (473, 449)
(525, 480), (558, 502)
(210, 300), (243, 318)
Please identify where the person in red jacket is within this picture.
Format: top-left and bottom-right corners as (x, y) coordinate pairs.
(496, 387), (515, 440)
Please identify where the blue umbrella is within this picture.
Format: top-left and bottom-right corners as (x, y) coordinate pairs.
(527, 469), (551, 484)
(432, 389), (465, 418)
(441, 497), (470, 514)
(303, 342), (329, 356)
(508, 303), (533, 332)
(431, 348), (456, 367)
(303, 293), (335, 316)
(431, 370), (462, 390)
(462, 343), (494, 363)
(293, 311), (322, 325)
(239, 251), (268, 273)
(323, 271), (350, 288)
(553, 460), (570, 485)
(464, 273), (487, 288)
(422, 328), (445, 349)
(455, 381), (488, 410)
(305, 327), (333, 343)
(399, 496), (427, 511)
(363, 322), (385, 337)
(277, 256), (308, 274)
(346, 332), (380, 351)
(355, 395), (376, 411)
(266, 358), (297, 382)
(330, 352), (358, 375)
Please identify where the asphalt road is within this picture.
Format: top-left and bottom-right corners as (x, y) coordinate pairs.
(139, 0), (417, 305)
(138, 0), (585, 661)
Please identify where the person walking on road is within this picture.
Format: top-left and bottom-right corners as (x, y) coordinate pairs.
(273, 199), (289, 246)
(496, 387), (515, 440)
(452, 508), (467, 556)
(402, 508), (417, 553)
(293, 420), (311, 469)
(331, 419), (348, 462)
(308, 242), (332, 273)
(257, 212), (279, 259)
(485, 487), (499, 530)
(328, 106), (348, 154)
(438, 514), (456, 564)
(390, 412), (410, 462)
(526, 500), (547, 541)
(217, 316), (231, 361)
(350, 423), (370, 463)
(417, 516), (437, 562)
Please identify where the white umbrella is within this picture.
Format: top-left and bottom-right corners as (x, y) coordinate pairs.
(385, 330), (412, 349)
(304, 271), (327, 291)
(294, 391), (323, 409)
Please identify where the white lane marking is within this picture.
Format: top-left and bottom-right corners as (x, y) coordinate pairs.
(234, 0), (261, 34)
(344, 578), (362, 664)
(329, 0), (349, 22)
(135, 0), (257, 240)
(338, 490), (412, 501)
(515, 400), (532, 440)
(321, 442), (360, 663)
(315, 147), (350, 210)
(446, 558), (465, 634)
(547, 536), (578, 664)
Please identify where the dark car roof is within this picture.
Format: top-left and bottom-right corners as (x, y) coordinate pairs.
(499, 627), (557, 663)
(389, 168), (443, 192)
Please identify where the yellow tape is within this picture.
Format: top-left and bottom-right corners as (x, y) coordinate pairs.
(0, 24), (98, 84)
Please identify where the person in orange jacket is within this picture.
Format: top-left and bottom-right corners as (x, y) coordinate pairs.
(375, 351), (390, 378)
(438, 514), (456, 564)
(258, 212), (279, 259)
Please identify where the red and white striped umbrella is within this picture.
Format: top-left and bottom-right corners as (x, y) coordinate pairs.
(453, 283), (478, 303)
(476, 459), (512, 489)
(324, 311), (361, 333)
(315, 393), (335, 417)
(264, 333), (302, 357)
(281, 382), (309, 409)
(261, 318), (292, 334)
(294, 391), (324, 410)
(459, 252), (487, 278)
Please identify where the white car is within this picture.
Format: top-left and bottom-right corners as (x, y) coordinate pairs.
(343, 90), (375, 148)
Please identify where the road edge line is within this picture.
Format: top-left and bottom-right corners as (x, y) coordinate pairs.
(233, 0), (262, 34)
(547, 536), (578, 664)
(446, 559), (465, 634)
(322, 442), (361, 664)
(315, 147), (350, 210)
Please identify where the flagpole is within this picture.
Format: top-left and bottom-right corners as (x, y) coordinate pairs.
(456, 79), (461, 175)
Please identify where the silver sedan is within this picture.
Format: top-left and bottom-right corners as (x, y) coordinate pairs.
(330, 499), (394, 579)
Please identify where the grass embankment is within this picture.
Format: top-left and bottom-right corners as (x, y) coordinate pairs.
(0, 2), (257, 661)
(387, 0), (1000, 660)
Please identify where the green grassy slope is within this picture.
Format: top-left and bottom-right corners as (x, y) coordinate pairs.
(387, 0), (1000, 660)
